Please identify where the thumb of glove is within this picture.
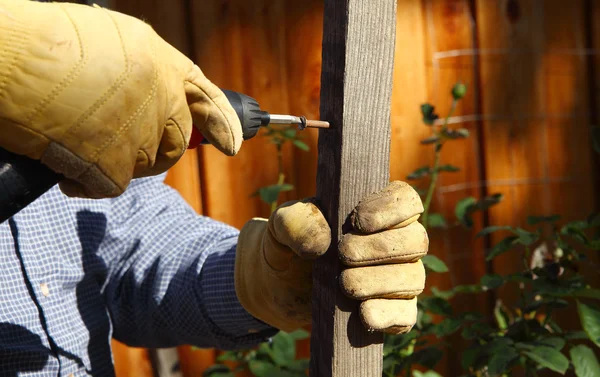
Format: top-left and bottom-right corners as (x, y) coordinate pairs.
(183, 65), (243, 156)
(265, 200), (331, 271)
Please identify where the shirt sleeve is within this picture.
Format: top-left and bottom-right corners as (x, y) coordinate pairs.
(99, 174), (278, 350)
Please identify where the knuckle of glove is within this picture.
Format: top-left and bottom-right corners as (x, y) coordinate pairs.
(339, 260), (425, 300)
(269, 200), (331, 259)
(339, 221), (428, 267)
(351, 181), (424, 233)
(360, 298), (418, 334)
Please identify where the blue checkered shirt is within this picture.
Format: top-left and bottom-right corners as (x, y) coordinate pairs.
(0, 174), (277, 376)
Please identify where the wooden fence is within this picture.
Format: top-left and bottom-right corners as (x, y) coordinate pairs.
(105, 0), (599, 376)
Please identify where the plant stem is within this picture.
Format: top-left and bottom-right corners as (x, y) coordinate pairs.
(421, 99), (458, 228)
(271, 172), (285, 214)
(270, 142), (285, 214)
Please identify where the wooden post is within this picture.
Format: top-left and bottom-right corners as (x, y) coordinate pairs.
(310, 0), (397, 376)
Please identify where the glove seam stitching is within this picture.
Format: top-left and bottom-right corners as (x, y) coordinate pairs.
(343, 250), (426, 265)
(63, 7), (132, 145)
(348, 290), (424, 301)
(88, 10), (157, 164)
(24, 4), (88, 126)
(0, 22), (28, 101)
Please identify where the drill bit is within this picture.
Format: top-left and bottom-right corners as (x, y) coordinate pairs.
(269, 114), (330, 130)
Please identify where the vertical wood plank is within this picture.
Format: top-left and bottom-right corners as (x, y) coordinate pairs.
(310, 1), (396, 376)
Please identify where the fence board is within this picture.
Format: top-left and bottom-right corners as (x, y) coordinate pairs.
(420, 1), (489, 374)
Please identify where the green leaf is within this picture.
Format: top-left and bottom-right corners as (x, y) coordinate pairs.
(427, 213), (447, 228)
(527, 215), (561, 225)
(413, 371), (442, 377)
(384, 330), (418, 355)
(523, 347), (569, 374)
(577, 301), (600, 347)
(570, 344), (600, 377)
(292, 140), (309, 151)
(421, 135), (441, 145)
(249, 360), (278, 377)
(536, 337), (565, 350)
(494, 302), (511, 330)
(477, 225), (513, 237)
(488, 347), (519, 376)
(481, 274), (504, 289)
(421, 103), (439, 125)
(461, 346), (483, 369)
(282, 128), (297, 139)
(455, 197), (477, 226)
(411, 347), (443, 369)
(407, 166), (432, 180)
(255, 184), (294, 204)
(514, 228), (539, 245)
(456, 194), (503, 228)
(453, 284), (484, 295)
(419, 297), (453, 316)
(216, 351), (240, 362)
(431, 318), (462, 337)
(203, 365), (234, 377)
(286, 359), (310, 372)
(271, 332), (296, 366)
(565, 331), (588, 340)
(422, 255), (449, 273)
(431, 287), (454, 299)
(436, 164), (460, 173)
(441, 128), (470, 139)
(486, 236), (519, 261)
(460, 311), (484, 321)
(587, 212), (600, 227)
(287, 329), (310, 340)
(574, 288), (600, 300)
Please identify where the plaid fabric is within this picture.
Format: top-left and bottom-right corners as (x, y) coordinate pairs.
(0, 174), (276, 377)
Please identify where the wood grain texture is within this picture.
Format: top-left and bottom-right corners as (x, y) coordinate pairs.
(310, 1), (396, 376)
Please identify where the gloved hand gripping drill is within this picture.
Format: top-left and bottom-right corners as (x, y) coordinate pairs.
(0, 89), (327, 223)
(0, 0), (427, 336)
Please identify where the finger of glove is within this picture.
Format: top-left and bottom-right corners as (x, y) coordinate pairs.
(184, 65), (242, 156)
(351, 181), (424, 234)
(268, 200), (331, 260)
(136, 106), (192, 177)
(360, 298), (417, 334)
(340, 260), (425, 300)
(339, 221), (428, 267)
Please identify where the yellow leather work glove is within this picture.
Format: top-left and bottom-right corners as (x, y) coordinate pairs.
(0, 0), (242, 198)
(235, 181), (428, 334)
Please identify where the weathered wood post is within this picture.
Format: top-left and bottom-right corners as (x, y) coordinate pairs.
(310, 0), (397, 376)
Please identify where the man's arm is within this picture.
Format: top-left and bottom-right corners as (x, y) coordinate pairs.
(99, 175), (277, 350)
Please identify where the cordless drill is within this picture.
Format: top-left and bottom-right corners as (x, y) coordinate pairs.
(0, 90), (328, 223)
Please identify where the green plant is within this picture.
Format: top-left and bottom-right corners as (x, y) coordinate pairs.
(203, 85), (600, 377)
(251, 124), (309, 213)
(204, 125), (311, 377)
(383, 83), (600, 377)
(203, 330), (310, 377)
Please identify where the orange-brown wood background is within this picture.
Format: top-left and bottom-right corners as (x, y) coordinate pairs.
(103, 0), (599, 376)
